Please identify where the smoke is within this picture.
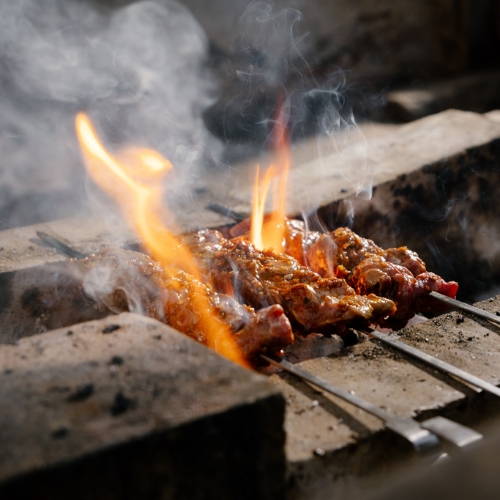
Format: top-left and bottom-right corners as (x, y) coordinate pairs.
(0, 0), (221, 229)
(203, 0), (375, 203)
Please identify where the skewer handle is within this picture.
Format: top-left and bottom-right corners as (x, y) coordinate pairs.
(261, 355), (441, 455)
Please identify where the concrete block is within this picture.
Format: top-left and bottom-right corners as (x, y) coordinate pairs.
(0, 313), (286, 500)
(277, 295), (500, 500)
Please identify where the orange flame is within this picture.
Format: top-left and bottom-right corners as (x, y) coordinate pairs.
(75, 112), (248, 368)
(250, 165), (275, 250)
(250, 106), (290, 252)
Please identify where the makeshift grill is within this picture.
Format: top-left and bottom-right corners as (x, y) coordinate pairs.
(33, 229), (497, 455)
(2, 109), (500, 500)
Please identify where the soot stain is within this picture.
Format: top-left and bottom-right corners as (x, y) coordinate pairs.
(67, 384), (95, 402)
(21, 286), (48, 317)
(110, 356), (124, 365)
(51, 427), (69, 439)
(0, 272), (14, 314)
(111, 392), (136, 416)
(102, 324), (120, 334)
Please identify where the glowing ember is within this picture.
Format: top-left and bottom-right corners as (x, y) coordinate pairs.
(250, 106), (290, 252)
(75, 112), (249, 367)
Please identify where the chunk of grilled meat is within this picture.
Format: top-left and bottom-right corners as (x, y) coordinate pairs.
(183, 231), (396, 333)
(349, 255), (459, 328)
(230, 217), (427, 278)
(284, 220), (427, 278)
(74, 248), (294, 363)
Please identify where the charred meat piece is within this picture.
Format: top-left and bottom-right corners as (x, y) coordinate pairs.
(301, 226), (382, 279)
(183, 232), (396, 333)
(349, 255), (459, 328)
(284, 220), (427, 278)
(74, 248), (294, 363)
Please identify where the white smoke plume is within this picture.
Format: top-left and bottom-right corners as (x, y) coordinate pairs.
(0, 0), (221, 229)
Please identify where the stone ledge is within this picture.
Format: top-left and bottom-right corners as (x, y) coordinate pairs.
(0, 313), (286, 500)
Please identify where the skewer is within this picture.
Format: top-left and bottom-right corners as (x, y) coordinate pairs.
(35, 231), (87, 259)
(261, 355), (481, 453)
(361, 328), (500, 399)
(430, 291), (500, 327)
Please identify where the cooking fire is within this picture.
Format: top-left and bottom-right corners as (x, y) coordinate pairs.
(73, 111), (461, 368)
(3, 111), (500, 500)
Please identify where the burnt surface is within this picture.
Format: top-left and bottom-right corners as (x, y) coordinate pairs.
(0, 261), (108, 344)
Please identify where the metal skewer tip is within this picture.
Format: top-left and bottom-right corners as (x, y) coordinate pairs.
(260, 354), (441, 455)
(430, 291), (500, 327)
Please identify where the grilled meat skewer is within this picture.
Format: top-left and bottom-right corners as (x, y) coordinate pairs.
(282, 220), (426, 278)
(182, 230), (396, 333)
(286, 221), (458, 327)
(73, 248), (294, 364)
(229, 218), (458, 328)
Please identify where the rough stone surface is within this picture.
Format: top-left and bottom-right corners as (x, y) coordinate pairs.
(196, 110), (500, 226)
(0, 313), (286, 500)
(485, 109), (500, 123)
(0, 217), (139, 344)
(0, 216), (135, 274)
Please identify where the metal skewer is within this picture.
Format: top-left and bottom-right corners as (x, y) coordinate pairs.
(361, 328), (500, 398)
(35, 231), (87, 259)
(203, 205), (500, 329)
(430, 291), (500, 327)
(261, 355), (482, 454)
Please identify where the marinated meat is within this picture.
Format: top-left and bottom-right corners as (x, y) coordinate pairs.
(382, 247), (426, 277)
(225, 218), (457, 328)
(284, 219), (426, 278)
(302, 226), (382, 279)
(231, 217), (427, 278)
(74, 248), (294, 363)
(183, 231), (396, 333)
(349, 255), (459, 328)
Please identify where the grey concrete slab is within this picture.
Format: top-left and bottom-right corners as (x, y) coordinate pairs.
(273, 295), (500, 500)
(0, 313), (286, 500)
